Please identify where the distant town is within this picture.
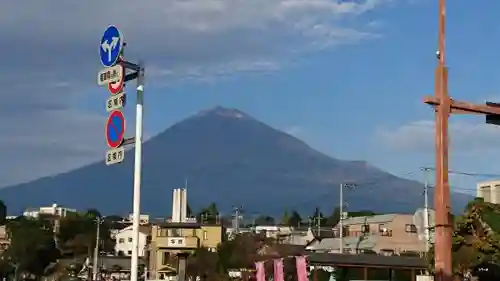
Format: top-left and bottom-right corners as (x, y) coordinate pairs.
(0, 180), (498, 281)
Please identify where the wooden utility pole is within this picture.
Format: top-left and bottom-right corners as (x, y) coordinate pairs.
(425, 1), (500, 280)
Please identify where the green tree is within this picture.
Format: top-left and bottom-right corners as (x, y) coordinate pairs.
(281, 210), (290, 226)
(217, 233), (263, 272)
(426, 198), (500, 278)
(58, 212), (114, 257)
(4, 217), (59, 279)
(255, 215), (275, 225)
(289, 210), (302, 228)
(0, 200), (6, 225)
(348, 210), (377, 217)
(326, 207), (341, 227)
(310, 207), (327, 227)
(197, 203), (219, 224)
(187, 247), (220, 281)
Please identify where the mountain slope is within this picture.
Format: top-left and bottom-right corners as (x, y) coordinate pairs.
(0, 106), (472, 216)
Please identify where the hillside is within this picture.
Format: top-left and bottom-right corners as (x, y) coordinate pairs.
(0, 106), (472, 216)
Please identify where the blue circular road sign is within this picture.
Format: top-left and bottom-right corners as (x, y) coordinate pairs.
(106, 110), (126, 148)
(100, 25), (123, 67)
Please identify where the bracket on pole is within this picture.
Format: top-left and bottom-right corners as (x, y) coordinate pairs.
(485, 102), (500, 125)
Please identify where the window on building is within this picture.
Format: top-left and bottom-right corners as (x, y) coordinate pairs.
(203, 231), (208, 240)
(361, 224), (370, 233)
(381, 229), (392, 236)
(128, 237), (133, 242)
(119, 238), (124, 243)
(162, 251), (169, 265)
(128, 250), (132, 255)
(405, 224), (417, 233)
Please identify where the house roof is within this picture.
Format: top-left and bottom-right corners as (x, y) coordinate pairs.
(307, 252), (426, 268)
(341, 214), (397, 226)
(98, 256), (147, 271)
(307, 236), (377, 251)
(311, 228), (336, 239)
(116, 225), (150, 235)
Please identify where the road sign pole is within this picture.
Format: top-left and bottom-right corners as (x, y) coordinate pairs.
(130, 63), (144, 281)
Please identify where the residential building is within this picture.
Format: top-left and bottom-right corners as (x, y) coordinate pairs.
(225, 227), (253, 240)
(477, 180), (500, 204)
(148, 222), (225, 279)
(307, 212), (432, 255)
(0, 225), (9, 251)
(281, 227), (335, 246)
(115, 225), (151, 257)
(23, 203), (76, 218)
(254, 225), (294, 238)
(125, 213), (150, 225)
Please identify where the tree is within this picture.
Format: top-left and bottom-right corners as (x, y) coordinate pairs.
(310, 207), (327, 227)
(289, 210), (302, 228)
(187, 247), (219, 281)
(197, 203), (219, 224)
(348, 210), (377, 217)
(281, 210), (290, 226)
(326, 207), (340, 227)
(426, 198), (500, 278)
(255, 215), (275, 225)
(217, 233), (264, 272)
(4, 217), (59, 279)
(58, 212), (114, 257)
(0, 200), (6, 225)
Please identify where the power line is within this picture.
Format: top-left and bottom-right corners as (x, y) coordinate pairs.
(421, 167), (500, 178)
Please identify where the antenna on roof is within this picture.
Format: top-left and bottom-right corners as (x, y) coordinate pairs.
(184, 177), (188, 189)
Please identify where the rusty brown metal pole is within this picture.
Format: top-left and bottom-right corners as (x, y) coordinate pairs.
(425, 5), (500, 278)
(434, 0), (453, 280)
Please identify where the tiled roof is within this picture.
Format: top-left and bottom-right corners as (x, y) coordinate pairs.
(341, 214), (397, 225)
(307, 236), (377, 251)
(307, 252), (426, 268)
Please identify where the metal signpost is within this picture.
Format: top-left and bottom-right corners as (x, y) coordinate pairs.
(97, 25), (145, 281)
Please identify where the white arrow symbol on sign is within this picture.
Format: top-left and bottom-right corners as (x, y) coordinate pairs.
(101, 37), (120, 63)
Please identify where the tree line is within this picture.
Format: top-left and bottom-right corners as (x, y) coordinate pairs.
(0, 203), (116, 281)
(191, 202), (376, 228)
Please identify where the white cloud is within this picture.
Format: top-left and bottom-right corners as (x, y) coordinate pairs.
(285, 126), (304, 137)
(376, 119), (500, 153)
(0, 0), (397, 186)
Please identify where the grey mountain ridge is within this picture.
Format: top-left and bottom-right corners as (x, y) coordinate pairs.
(0, 106), (472, 216)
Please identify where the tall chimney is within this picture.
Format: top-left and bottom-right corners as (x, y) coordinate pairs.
(172, 189), (180, 222)
(180, 188), (187, 222)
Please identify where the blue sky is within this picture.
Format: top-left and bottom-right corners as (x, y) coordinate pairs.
(1, 0), (500, 194)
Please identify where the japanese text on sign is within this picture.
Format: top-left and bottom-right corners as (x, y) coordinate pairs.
(97, 64), (123, 86)
(106, 147), (125, 165)
(167, 237), (186, 247)
(106, 92), (126, 112)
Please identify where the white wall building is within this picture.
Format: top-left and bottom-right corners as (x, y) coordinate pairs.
(23, 203), (76, 218)
(477, 180), (500, 204)
(114, 225), (150, 257)
(126, 213), (150, 224)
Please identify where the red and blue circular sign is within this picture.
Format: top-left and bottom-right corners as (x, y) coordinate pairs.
(106, 110), (126, 148)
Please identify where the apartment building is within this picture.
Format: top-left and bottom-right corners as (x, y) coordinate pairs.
(23, 203), (76, 218)
(0, 225), (9, 251)
(147, 222), (225, 279)
(307, 213), (430, 255)
(115, 225), (151, 257)
(477, 180), (500, 204)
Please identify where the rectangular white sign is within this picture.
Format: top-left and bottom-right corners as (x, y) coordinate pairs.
(105, 147), (125, 165)
(167, 237), (186, 247)
(106, 92), (126, 112)
(97, 64), (123, 86)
